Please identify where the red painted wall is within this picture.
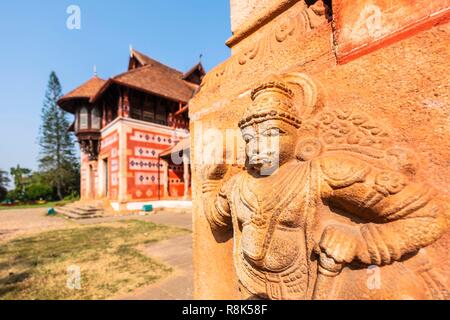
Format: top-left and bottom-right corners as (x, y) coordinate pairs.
(80, 152), (88, 198)
(99, 130), (119, 200)
(126, 127), (186, 200)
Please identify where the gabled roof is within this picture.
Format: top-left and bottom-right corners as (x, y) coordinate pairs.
(59, 49), (203, 111)
(182, 62), (206, 80)
(57, 76), (106, 113)
(92, 50), (200, 103)
(182, 62), (206, 85)
(128, 48), (165, 69)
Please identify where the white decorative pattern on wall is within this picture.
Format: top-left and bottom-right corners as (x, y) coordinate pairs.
(129, 130), (175, 146)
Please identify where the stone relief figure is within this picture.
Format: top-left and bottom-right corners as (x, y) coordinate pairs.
(202, 72), (449, 300)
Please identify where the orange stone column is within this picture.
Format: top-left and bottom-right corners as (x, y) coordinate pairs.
(190, 0), (450, 299)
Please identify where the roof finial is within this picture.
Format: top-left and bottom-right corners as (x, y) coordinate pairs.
(129, 44), (133, 57)
(93, 65), (97, 76)
(199, 53), (203, 63)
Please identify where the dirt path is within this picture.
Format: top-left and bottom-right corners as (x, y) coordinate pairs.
(0, 208), (72, 242)
(114, 211), (194, 300)
(117, 234), (193, 300)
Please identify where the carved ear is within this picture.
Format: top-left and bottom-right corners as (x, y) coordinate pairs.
(282, 72), (325, 116)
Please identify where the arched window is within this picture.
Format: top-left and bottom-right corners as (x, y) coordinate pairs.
(91, 107), (101, 129)
(79, 107), (89, 130)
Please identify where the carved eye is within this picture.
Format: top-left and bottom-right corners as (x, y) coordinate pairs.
(263, 128), (283, 137)
(243, 134), (254, 143)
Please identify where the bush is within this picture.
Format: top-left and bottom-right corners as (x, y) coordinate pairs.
(24, 183), (53, 201)
(63, 192), (79, 201)
(0, 186), (7, 202)
(6, 189), (23, 202)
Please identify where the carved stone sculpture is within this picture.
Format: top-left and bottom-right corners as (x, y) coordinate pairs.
(202, 73), (449, 300)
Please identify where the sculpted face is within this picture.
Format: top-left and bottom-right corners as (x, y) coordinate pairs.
(239, 81), (301, 176)
(242, 119), (298, 176)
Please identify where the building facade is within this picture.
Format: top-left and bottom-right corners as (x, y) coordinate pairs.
(58, 49), (204, 211)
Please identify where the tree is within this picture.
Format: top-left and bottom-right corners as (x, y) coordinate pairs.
(38, 71), (79, 200)
(25, 184), (53, 201)
(0, 187), (6, 202)
(9, 165), (31, 201)
(0, 169), (10, 187)
(0, 170), (8, 201)
(24, 172), (52, 201)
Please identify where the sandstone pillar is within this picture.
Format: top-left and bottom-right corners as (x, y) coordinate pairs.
(183, 151), (190, 200)
(190, 0), (450, 299)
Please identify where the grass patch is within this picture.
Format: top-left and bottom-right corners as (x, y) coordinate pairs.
(0, 201), (74, 211)
(0, 220), (190, 300)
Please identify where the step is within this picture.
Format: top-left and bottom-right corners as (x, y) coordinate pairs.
(56, 201), (105, 219)
(56, 208), (104, 218)
(56, 207), (102, 216)
(62, 211), (104, 220)
(71, 208), (103, 215)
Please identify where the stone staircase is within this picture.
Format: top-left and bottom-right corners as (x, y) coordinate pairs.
(56, 201), (105, 219)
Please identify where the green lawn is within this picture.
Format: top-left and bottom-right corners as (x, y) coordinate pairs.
(0, 220), (190, 300)
(0, 201), (73, 211)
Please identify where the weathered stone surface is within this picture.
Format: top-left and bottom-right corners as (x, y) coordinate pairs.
(333, 0), (450, 63)
(230, 0), (280, 33)
(191, 0), (450, 299)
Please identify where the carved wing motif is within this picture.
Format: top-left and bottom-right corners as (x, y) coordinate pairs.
(297, 108), (418, 177)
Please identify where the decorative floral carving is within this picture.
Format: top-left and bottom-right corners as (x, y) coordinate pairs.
(201, 1), (327, 92)
(375, 171), (407, 195)
(296, 137), (322, 161)
(238, 42), (260, 65)
(80, 139), (100, 161)
(275, 15), (296, 42)
(314, 108), (390, 150)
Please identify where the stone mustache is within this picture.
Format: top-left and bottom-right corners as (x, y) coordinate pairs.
(202, 72), (449, 300)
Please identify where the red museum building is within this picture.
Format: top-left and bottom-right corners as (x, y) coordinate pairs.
(57, 49), (204, 211)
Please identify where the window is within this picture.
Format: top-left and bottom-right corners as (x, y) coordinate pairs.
(79, 107), (89, 130)
(155, 100), (167, 125)
(91, 107), (101, 129)
(143, 99), (155, 122)
(129, 92), (144, 121)
(130, 105), (142, 120)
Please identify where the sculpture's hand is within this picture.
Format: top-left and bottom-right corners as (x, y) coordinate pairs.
(205, 163), (229, 181)
(318, 224), (364, 264)
(202, 163), (230, 194)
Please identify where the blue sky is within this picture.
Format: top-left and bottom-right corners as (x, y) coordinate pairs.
(0, 0), (231, 180)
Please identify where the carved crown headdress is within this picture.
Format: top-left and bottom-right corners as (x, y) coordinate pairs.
(238, 73), (321, 129)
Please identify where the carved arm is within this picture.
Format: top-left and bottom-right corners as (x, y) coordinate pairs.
(202, 164), (234, 231)
(318, 156), (448, 266)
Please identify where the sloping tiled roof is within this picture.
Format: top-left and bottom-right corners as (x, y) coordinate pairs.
(182, 62), (206, 80)
(58, 76), (106, 113)
(92, 51), (199, 103)
(130, 49), (161, 67)
(60, 76), (106, 101)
